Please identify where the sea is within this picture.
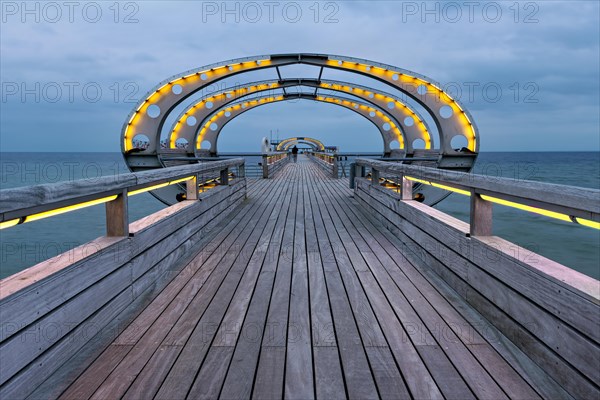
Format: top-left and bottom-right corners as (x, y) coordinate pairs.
(1, 152), (598, 280)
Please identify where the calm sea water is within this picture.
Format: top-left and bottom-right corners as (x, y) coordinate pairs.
(0, 152), (598, 279)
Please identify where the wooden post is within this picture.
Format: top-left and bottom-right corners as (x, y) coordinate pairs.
(220, 168), (229, 185)
(401, 175), (413, 200)
(371, 168), (380, 185)
(332, 155), (339, 178)
(262, 155), (269, 179)
(105, 190), (128, 236)
(186, 175), (198, 200)
(470, 191), (492, 236)
(238, 164), (246, 178)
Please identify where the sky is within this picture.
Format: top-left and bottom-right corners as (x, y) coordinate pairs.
(0, 0), (599, 153)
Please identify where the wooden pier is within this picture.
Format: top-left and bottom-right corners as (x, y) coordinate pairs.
(1, 155), (599, 400)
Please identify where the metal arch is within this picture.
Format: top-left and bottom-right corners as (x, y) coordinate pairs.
(301, 79), (432, 151)
(276, 137), (325, 152)
(282, 141), (318, 151)
(193, 93), (403, 157)
(167, 78), (432, 156)
(122, 53), (478, 170)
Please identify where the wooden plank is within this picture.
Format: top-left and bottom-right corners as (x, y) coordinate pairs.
(313, 346), (346, 400)
(300, 165), (346, 399)
(304, 167), (379, 400)
(312, 173), (441, 400)
(17, 179), (253, 400)
(417, 345), (477, 400)
(220, 170), (297, 399)
(323, 269), (379, 400)
(352, 180), (600, 396)
(253, 166), (299, 399)
(285, 175), (315, 400)
(190, 174), (295, 398)
(0, 287), (134, 400)
(359, 184), (600, 385)
(357, 178), (600, 346)
(0, 236), (129, 339)
(252, 346), (286, 399)
(187, 346), (235, 399)
(152, 173), (293, 399)
(365, 346), (411, 400)
(325, 178), (543, 399)
(352, 191), (568, 398)
(58, 344), (132, 400)
(0, 263), (133, 386)
(58, 179), (273, 399)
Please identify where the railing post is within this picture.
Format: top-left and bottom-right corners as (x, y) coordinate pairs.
(262, 155), (269, 179)
(470, 191), (492, 236)
(401, 175), (413, 200)
(186, 175), (198, 200)
(371, 168), (380, 185)
(220, 167), (229, 185)
(106, 190), (128, 237)
(332, 155), (339, 178)
(238, 163), (246, 178)
(354, 164), (365, 180)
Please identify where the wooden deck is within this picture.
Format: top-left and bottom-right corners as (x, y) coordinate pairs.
(59, 156), (548, 400)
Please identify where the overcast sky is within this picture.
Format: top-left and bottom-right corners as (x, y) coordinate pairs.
(1, 0), (598, 152)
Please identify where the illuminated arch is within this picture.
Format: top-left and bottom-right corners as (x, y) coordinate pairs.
(167, 79), (432, 154)
(192, 93), (404, 156)
(122, 53), (478, 164)
(276, 137), (325, 152)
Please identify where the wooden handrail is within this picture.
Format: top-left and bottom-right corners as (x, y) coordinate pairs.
(0, 158), (245, 235)
(262, 152), (289, 178)
(354, 158), (599, 234)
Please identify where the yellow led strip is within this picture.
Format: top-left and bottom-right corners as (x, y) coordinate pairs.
(125, 59), (271, 151)
(1, 195), (123, 229)
(0, 219), (20, 230)
(26, 195), (118, 223)
(401, 175), (599, 229)
(128, 176), (194, 197)
(481, 195), (574, 223)
(576, 218), (600, 229)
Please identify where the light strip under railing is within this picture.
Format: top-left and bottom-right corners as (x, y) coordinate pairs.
(0, 195), (118, 230)
(401, 176), (600, 230)
(127, 176), (193, 197)
(0, 176), (201, 230)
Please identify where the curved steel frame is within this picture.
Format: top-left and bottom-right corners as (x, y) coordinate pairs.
(121, 53), (480, 207)
(167, 78), (432, 155)
(192, 93), (402, 157)
(276, 137), (325, 152)
(122, 53), (479, 160)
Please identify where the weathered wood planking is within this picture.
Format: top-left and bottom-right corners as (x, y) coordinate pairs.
(59, 179), (274, 400)
(307, 153), (336, 177)
(0, 177), (247, 399)
(354, 176), (600, 399)
(321, 177), (542, 400)
(6, 155), (598, 399)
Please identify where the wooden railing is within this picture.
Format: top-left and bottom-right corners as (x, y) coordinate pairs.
(0, 159), (247, 396)
(352, 158), (600, 399)
(0, 158), (245, 235)
(354, 158), (599, 235)
(262, 152), (289, 178)
(307, 151), (338, 178)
